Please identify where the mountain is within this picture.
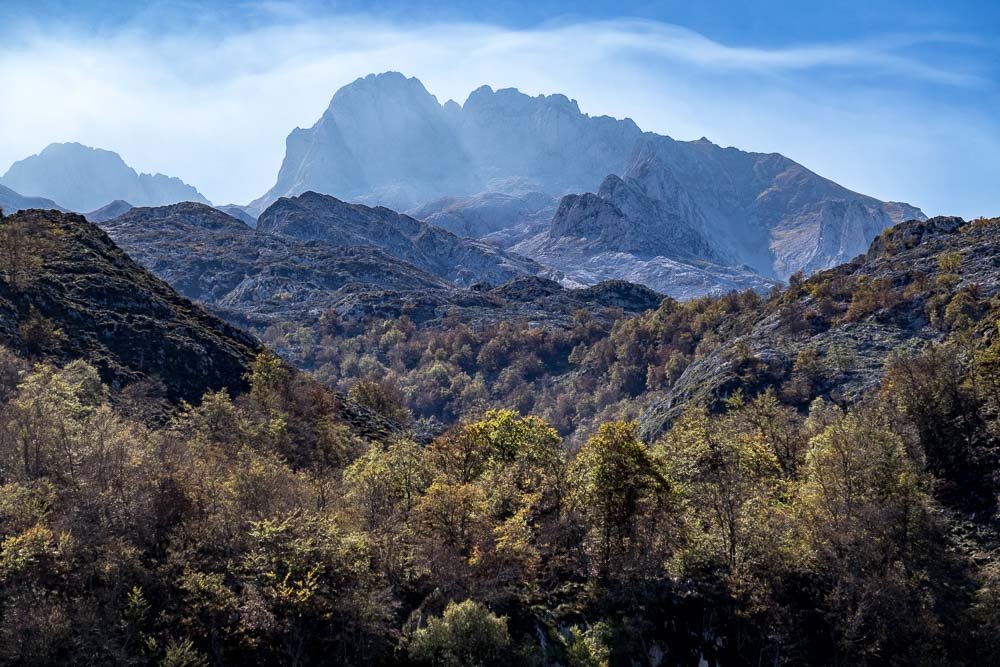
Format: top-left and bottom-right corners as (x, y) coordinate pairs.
(250, 72), (475, 213)
(249, 72), (640, 214)
(609, 137), (926, 279)
(99, 202), (453, 328)
(84, 199), (133, 222)
(256, 191), (547, 287)
(0, 209), (260, 402)
(0, 183), (64, 214)
(1, 142), (209, 212)
(250, 72), (925, 292)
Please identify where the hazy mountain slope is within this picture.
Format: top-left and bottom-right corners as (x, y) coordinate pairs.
(216, 204), (258, 227)
(0, 209), (260, 401)
(408, 191), (556, 240)
(250, 72), (474, 213)
(511, 175), (773, 297)
(256, 191), (547, 287)
(0, 184), (64, 214)
(84, 199), (133, 222)
(2, 143), (209, 212)
(623, 136), (927, 278)
(100, 202), (453, 327)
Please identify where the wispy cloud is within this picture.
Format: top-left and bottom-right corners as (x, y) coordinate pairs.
(0, 10), (996, 217)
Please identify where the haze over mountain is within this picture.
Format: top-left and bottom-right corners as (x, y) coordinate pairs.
(0, 183), (64, 215)
(251, 72), (925, 292)
(1, 142), (209, 212)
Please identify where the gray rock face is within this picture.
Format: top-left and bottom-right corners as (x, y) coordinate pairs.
(511, 174), (771, 298)
(256, 191), (548, 287)
(249, 72), (924, 293)
(0, 184), (64, 214)
(1, 143), (209, 212)
(619, 137), (926, 279)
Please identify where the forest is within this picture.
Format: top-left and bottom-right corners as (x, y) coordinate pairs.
(0, 227), (999, 665)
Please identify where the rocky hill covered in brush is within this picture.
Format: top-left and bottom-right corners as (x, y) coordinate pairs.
(0, 208), (259, 401)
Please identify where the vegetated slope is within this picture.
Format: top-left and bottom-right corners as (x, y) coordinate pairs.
(275, 215), (1000, 447)
(2, 208), (1000, 664)
(1, 142), (209, 211)
(640, 215), (997, 440)
(0, 209), (260, 401)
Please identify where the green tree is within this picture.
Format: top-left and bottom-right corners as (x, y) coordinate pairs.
(568, 421), (670, 581)
(407, 599), (512, 666)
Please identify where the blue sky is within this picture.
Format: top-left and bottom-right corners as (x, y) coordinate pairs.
(1, 0), (997, 216)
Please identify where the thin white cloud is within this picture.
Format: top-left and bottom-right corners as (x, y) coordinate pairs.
(0, 12), (995, 217)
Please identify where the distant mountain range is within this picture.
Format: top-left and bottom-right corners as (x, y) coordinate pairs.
(247, 72), (925, 293)
(95, 201), (660, 344)
(3, 73), (927, 298)
(0, 142), (208, 212)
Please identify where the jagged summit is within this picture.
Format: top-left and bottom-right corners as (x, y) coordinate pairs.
(84, 199), (133, 223)
(1, 142), (209, 212)
(247, 72), (923, 295)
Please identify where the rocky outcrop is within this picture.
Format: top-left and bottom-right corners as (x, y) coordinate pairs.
(92, 203), (663, 364)
(620, 137), (926, 279)
(0, 209), (261, 402)
(512, 177), (772, 298)
(2, 143), (209, 212)
(256, 191), (547, 287)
